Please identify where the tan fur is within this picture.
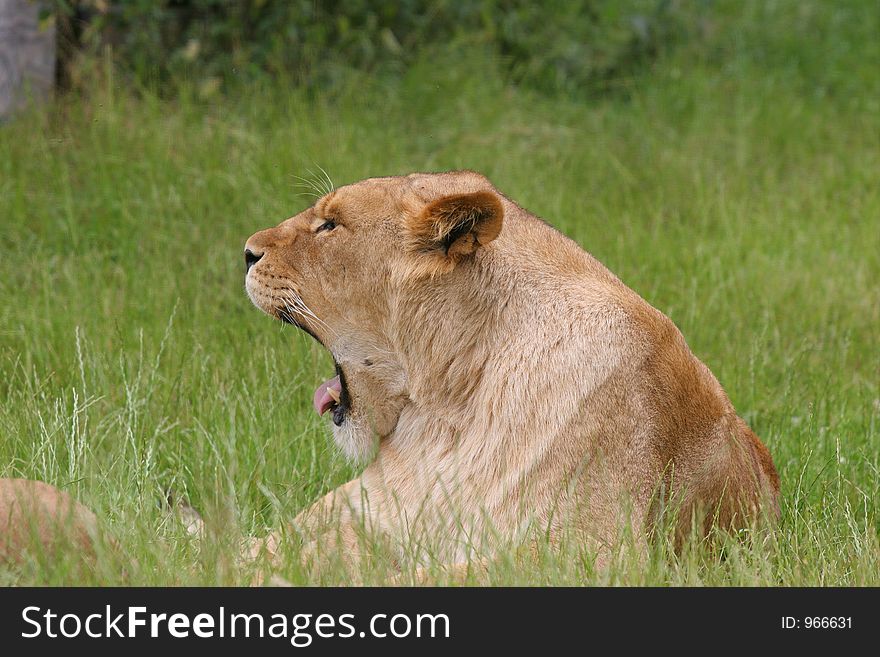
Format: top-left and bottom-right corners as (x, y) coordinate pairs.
(0, 478), (100, 564)
(244, 170), (780, 573)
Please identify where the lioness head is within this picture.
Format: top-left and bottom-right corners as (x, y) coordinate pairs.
(244, 171), (504, 461)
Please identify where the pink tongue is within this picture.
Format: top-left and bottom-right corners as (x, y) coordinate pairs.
(313, 375), (342, 416)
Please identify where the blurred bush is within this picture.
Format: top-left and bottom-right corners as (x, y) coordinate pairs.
(52, 0), (693, 96)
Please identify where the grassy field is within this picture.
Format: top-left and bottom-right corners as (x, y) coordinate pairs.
(1, 2), (878, 585)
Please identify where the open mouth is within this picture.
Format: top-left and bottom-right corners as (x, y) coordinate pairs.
(278, 307), (350, 426)
(314, 363), (350, 426)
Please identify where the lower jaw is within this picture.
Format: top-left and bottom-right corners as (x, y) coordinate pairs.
(276, 310), (326, 348)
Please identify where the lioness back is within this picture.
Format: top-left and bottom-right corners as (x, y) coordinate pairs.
(476, 192), (781, 545)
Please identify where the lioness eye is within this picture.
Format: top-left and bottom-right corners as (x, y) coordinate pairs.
(316, 219), (337, 233)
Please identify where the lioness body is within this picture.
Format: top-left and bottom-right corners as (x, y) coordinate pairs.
(0, 478), (100, 564)
(245, 171), (780, 569)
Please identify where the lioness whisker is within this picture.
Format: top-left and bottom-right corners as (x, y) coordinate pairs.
(280, 290), (336, 338)
(298, 166), (334, 198)
(294, 172), (323, 198)
(313, 164), (335, 197)
(292, 175), (328, 199)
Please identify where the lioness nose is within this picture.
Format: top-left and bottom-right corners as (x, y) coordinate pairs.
(244, 248), (263, 272)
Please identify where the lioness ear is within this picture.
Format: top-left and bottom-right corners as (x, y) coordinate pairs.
(407, 191), (504, 263)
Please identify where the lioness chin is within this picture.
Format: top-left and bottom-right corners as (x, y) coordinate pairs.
(244, 170), (780, 576)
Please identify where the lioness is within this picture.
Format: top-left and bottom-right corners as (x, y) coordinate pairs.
(244, 170), (780, 573)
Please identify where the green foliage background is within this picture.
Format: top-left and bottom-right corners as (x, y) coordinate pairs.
(54, 0), (706, 95)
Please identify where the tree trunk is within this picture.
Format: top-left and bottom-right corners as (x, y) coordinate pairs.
(0, 0), (55, 120)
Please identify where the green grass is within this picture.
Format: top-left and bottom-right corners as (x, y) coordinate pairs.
(1, 2), (878, 585)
